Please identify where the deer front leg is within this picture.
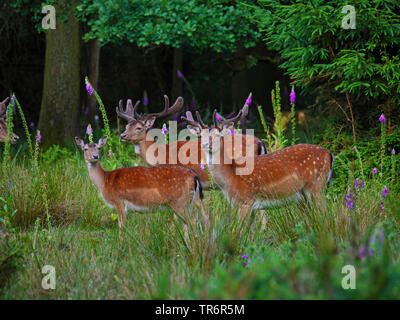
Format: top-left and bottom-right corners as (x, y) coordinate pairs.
(115, 202), (126, 230)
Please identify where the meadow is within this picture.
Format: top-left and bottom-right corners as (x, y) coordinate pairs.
(1, 87), (399, 300)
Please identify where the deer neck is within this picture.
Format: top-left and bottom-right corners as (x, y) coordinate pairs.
(135, 137), (155, 165)
(86, 161), (106, 192)
(206, 146), (236, 189)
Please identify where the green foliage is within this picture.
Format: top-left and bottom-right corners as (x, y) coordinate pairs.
(77, 0), (260, 52)
(253, 0), (400, 104)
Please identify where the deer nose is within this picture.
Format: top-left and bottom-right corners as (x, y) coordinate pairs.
(93, 155), (99, 160)
(120, 133), (127, 140)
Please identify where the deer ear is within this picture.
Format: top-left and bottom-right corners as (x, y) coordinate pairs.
(75, 137), (85, 149)
(144, 116), (156, 129)
(187, 125), (201, 137)
(98, 136), (108, 148)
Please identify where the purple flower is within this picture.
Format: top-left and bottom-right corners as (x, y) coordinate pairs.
(230, 128), (235, 135)
(143, 91), (149, 106)
(38, 130), (42, 144)
(352, 147), (356, 151)
(379, 231), (384, 243)
(172, 114), (178, 121)
(190, 99), (195, 108)
(360, 244), (366, 259)
(177, 70), (184, 79)
(369, 235), (375, 244)
(368, 248), (373, 257)
(108, 152), (112, 158)
(392, 149), (396, 156)
(382, 186), (388, 198)
(86, 125), (92, 136)
(215, 113), (222, 122)
(379, 201), (384, 211)
(29, 122), (35, 128)
(372, 168), (377, 175)
(200, 163), (205, 170)
(290, 86), (296, 105)
(245, 93), (252, 106)
(85, 81), (93, 96)
(6, 181), (10, 191)
(83, 108), (88, 116)
(94, 115), (99, 122)
(355, 179), (359, 188)
(241, 254), (248, 260)
(161, 124), (169, 135)
(379, 114), (385, 123)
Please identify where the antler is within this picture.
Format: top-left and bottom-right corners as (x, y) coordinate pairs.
(117, 95), (184, 122)
(143, 95), (184, 121)
(116, 99), (140, 122)
(0, 97), (9, 118)
(181, 110), (207, 130)
(214, 108), (243, 129)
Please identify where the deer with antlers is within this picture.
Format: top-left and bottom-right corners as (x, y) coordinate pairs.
(183, 109), (334, 224)
(116, 95), (264, 189)
(0, 97), (19, 143)
(75, 135), (205, 230)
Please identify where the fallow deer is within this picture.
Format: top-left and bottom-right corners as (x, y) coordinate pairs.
(75, 136), (205, 230)
(116, 95), (263, 189)
(0, 97), (19, 143)
(184, 110), (334, 225)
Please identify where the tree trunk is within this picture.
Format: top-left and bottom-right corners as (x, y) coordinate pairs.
(38, 1), (81, 148)
(171, 47), (183, 100)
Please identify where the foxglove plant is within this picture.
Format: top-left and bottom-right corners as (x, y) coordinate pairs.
(379, 114), (386, 177)
(84, 76), (112, 158)
(289, 86), (296, 145)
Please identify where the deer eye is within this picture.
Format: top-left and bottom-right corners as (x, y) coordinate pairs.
(136, 127), (142, 131)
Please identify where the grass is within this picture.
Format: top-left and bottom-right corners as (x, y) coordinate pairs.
(1, 144), (399, 299)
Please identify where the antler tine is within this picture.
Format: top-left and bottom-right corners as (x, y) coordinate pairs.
(116, 99), (139, 122)
(218, 108), (243, 128)
(181, 111), (203, 129)
(0, 97), (9, 118)
(143, 95), (184, 120)
(195, 111), (208, 128)
(239, 104), (249, 122)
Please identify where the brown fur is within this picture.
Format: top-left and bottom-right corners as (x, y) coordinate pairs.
(75, 136), (205, 229)
(121, 119), (262, 189)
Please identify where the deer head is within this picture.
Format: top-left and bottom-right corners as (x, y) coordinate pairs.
(0, 97), (20, 144)
(182, 108), (244, 155)
(117, 95), (183, 143)
(75, 136), (108, 163)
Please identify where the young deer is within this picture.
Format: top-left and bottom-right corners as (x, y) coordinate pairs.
(117, 95), (263, 189)
(0, 97), (19, 143)
(75, 136), (205, 230)
(184, 110), (334, 224)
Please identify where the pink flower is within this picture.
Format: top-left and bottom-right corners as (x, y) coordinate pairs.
(290, 86), (296, 105)
(161, 124), (169, 135)
(200, 163), (205, 170)
(86, 125), (92, 136)
(85, 81), (93, 96)
(215, 113), (222, 122)
(382, 186), (388, 198)
(230, 128), (235, 135)
(379, 114), (385, 123)
(245, 93), (252, 106)
(372, 168), (377, 175)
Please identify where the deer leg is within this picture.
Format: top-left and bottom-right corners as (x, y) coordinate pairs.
(115, 202), (127, 235)
(170, 203), (190, 247)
